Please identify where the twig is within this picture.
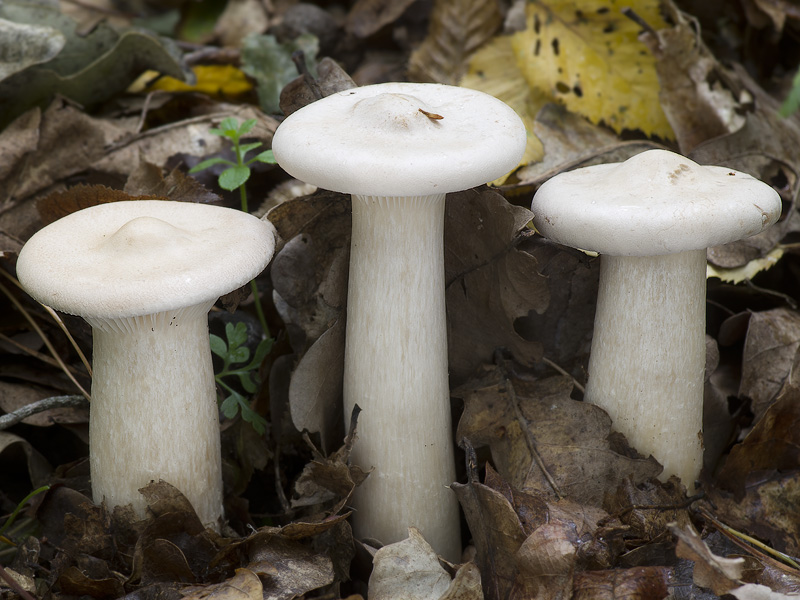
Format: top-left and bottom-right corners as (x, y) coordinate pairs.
(541, 356), (585, 394)
(0, 396), (87, 430)
(0, 280), (90, 401)
(0, 563), (38, 600)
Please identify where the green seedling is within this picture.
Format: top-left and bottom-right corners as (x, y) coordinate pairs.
(211, 321), (270, 435)
(0, 485), (49, 548)
(191, 117), (276, 431)
(189, 117), (276, 211)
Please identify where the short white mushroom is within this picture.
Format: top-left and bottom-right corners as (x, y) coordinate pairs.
(272, 82), (526, 560)
(16, 200), (276, 528)
(531, 149), (781, 489)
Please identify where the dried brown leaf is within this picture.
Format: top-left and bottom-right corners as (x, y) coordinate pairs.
(445, 189), (548, 383)
(0, 107), (40, 181)
(408, 0), (502, 85)
(124, 163), (221, 204)
(670, 523), (745, 595)
(455, 369), (661, 506)
(279, 57), (357, 117)
(369, 528), (452, 600)
(717, 384), (800, 497)
(572, 567), (670, 600)
(346, 0), (417, 37)
(36, 184), (145, 225)
(0, 380), (88, 426)
(739, 308), (800, 423)
(180, 568), (263, 600)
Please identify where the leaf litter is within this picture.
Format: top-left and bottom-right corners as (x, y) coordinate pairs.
(3, 0), (800, 598)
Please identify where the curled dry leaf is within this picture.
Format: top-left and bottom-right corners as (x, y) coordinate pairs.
(368, 528), (452, 600)
(181, 568), (263, 600)
(346, 0), (418, 37)
(279, 57), (357, 117)
(453, 460), (616, 600)
(670, 522), (745, 596)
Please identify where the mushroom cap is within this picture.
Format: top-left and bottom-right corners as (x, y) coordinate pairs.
(17, 200), (276, 319)
(271, 82), (527, 197)
(531, 149), (782, 256)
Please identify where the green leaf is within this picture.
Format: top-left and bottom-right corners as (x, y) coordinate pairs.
(239, 403), (267, 435)
(247, 337), (273, 370)
(229, 346), (250, 364)
(217, 117), (242, 139)
(781, 67), (800, 117)
(209, 333), (227, 358)
(249, 150), (276, 165)
(238, 118), (257, 135)
(226, 321), (248, 350)
(219, 165), (250, 191)
(189, 156), (235, 173)
(238, 142), (262, 156)
(220, 393), (241, 419)
(238, 372), (258, 394)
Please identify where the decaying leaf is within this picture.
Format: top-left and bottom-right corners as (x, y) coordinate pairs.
(181, 568), (263, 600)
(572, 567), (670, 600)
(453, 461), (615, 600)
(455, 368), (661, 505)
(0, 18), (65, 81)
(279, 57), (357, 117)
(739, 308), (800, 423)
(671, 522), (745, 595)
(510, 0), (672, 138)
(407, 0), (502, 85)
(368, 528), (452, 600)
(445, 188), (548, 383)
(346, 0), (418, 38)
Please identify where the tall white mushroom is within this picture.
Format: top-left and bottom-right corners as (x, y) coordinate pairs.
(16, 200), (276, 528)
(531, 150), (781, 490)
(272, 82), (526, 560)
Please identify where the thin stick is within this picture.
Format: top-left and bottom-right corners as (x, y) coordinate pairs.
(541, 356), (585, 394)
(0, 395), (87, 430)
(0, 564), (37, 600)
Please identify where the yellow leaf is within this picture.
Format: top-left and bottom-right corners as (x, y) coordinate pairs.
(511, 0), (672, 138)
(140, 65), (253, 97)
(460, 35), (546, 182)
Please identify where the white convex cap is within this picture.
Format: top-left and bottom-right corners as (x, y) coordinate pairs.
(17, 200), (276, 319)
(271, 82), (527, 196)
(532, 149), (782, 256)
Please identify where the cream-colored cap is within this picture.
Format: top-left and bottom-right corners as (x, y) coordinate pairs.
(17, 200), (276, 319)
(272, 82), (527, 197)
(532, 149), (781, 256)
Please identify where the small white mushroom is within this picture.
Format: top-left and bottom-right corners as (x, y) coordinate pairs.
(16, 200), (276, 528)
(531, 149), (781, 489)
(272, 82), (526, 560)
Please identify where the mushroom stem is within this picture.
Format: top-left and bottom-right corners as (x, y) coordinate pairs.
(585, 250), (706, 489)
(344, 193), (461, 562)
(88, 301), (223, 528)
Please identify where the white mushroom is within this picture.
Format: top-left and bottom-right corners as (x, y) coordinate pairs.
(16, 200), (276, 528)
(272, 82), (526, 560)
(531, 149), (781, 490)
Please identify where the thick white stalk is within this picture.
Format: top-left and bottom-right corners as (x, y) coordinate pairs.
(584, 250), (706, 490)
(88, 301), (223, 529)
(344, 194), (461, 561)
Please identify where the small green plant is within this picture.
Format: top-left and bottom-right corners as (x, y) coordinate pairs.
(191, 117), (277, 432)
(189, 117), (276, 213)
(211, 321), (271, 435)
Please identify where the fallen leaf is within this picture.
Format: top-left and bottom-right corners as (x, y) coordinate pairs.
(0, 431), (51, 488)
(455, 369), (661, 505)
(407, 0), (502, 85)
(510, 0), (673, 138)
(279, 57), (357, 116)
(444, 188), (548, 384)
(0, 19), (65, 81)
(0, 2), (189, 128)
(729, 583), (800, 600)
(181, 568), (262, 600)
(738, 308), (800, 423)
(346, 0), (418, 37)
(572, 566), (670, 600)
(368, 528), (451, 600)
(670, 522), (744, 595)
